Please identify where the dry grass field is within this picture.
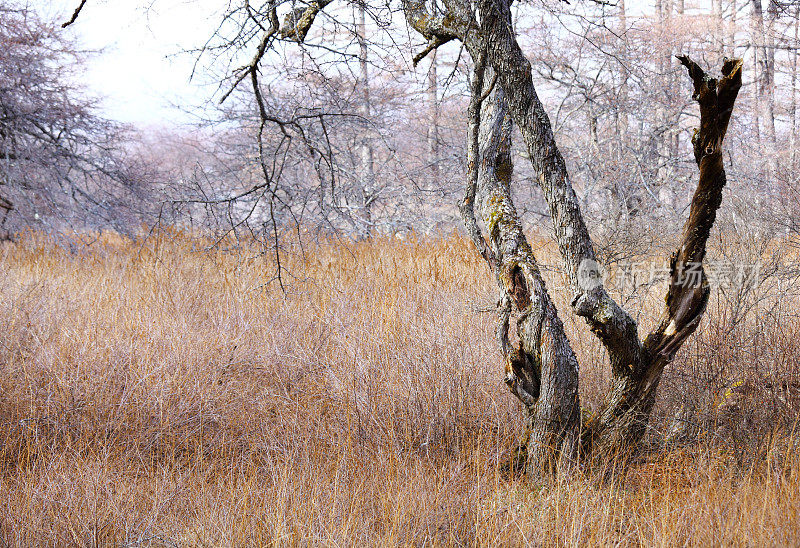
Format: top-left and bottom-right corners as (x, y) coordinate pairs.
(0, 231), (798, 546)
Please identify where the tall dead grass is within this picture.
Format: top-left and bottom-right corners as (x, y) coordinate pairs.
(0, 231), (798, 546)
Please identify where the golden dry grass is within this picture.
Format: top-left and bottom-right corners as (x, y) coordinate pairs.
(0, 232), (798, 546)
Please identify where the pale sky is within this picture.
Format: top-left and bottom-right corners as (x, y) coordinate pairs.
(44, 0), (224, 128)
(41, 0), (719, 129)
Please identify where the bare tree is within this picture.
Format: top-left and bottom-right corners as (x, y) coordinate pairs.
(62, 0), (745, 473)
(0, 3), (153, 237)
(355, 3), (376, 236)
(750, 0), (777, 175)
(405, 0), (743, 472)
(427, 50), (440, 185)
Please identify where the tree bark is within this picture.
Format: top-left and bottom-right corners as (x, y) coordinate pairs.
(459, 40), (581, 472)
(427, 50), (440, 183)
(402, 0), (742, 472)
(792, 8), (799, 173)
(356, 4), (375, 236)
(478, 0), (642, 375)
(482, 85), (581, 473)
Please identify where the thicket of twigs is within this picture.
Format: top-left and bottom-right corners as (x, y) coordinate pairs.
(0, 231), (798, 546)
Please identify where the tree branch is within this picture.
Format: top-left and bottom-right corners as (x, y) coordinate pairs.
(643, 56), (743, 362)
(460, 46), (496, 268)
(61, 0), (87, 28)
(412, 35), (454, 66)
(219, 6), (280, 105)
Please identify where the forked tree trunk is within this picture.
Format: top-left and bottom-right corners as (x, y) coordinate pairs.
(480, 3), (742, 466)
(594, 57), (742, 453)
(222, 0), (744, 472)
(403, 0), (742, 473)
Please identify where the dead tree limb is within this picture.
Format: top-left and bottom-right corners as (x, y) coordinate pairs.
(585, 56), (743, 456)
(61, 0), (87, 28)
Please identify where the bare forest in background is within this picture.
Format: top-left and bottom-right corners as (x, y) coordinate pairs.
(6, 0), (800, 246)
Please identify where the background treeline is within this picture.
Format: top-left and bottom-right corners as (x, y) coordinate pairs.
(3, 0), (800, 248)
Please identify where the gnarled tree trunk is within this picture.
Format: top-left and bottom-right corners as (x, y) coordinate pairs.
(468, 66), (581, 473)
(404, 0), (743, 473)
